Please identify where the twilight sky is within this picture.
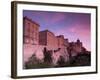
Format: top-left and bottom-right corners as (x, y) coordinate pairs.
(23, 10), (91, 51)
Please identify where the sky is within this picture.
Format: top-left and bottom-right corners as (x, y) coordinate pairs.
(23, 10), (91, 51)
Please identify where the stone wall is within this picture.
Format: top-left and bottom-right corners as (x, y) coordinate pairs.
(23, 16), (39, 45)
(39, 30), (58, 50)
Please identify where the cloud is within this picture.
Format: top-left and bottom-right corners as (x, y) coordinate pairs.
(36, 12), (67, 25)
(51, 13), (67, 23)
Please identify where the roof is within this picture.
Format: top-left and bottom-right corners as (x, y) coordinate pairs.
(23, 16), (40, 27)
(56, 35), (64, 39)
(39, 30), (55, 36)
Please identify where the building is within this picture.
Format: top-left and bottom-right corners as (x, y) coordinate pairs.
(64, 39), (69, 47)
(57, 35), (65, 48)
(39, 31), (68, 50)
(23, 16), (40, 45)
(23, 17), (69, 50)
(74, 39), (83, 53)
(67, 39), (83, 57)
(39, 30), (58, 50)
(23, 17), (86, 65)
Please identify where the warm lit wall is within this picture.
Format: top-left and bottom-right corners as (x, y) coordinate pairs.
(47, 31), (58, 50)
(57, 35), (65, 48)
(23, 17), (39, 44)
(39, 30), (58, 50)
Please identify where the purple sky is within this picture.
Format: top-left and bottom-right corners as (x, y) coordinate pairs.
(23, 10), (91, 51)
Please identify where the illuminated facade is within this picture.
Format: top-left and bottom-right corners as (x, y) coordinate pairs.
(39, 30), (58, 50)
(23, 17), (39, 45)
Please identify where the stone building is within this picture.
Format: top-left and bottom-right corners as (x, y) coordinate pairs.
(23, 16), (39, 45)
(56, 35), (65, 48)
(64, 39), (69, 47)
(39, 31), (68, 50)
(23, 17), (69, 50)
(23, 17), (86, 65)
(39, 30), (58, 50)
(67, 39), (83, 57)
(39, 30), (69, 64)
(74, 39), (83, 53)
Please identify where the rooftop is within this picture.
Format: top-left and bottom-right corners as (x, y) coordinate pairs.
(39, 29), (55, 36)
(24, 16), (40, 27)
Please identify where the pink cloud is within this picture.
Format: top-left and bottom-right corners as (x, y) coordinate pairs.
(42, 13), (67, 24)
(51, 13), (66, 23)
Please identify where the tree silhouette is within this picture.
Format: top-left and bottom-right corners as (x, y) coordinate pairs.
(43, 47), (52, 64)
(25, 53), (41, 69)
(57, 56), (65, 66)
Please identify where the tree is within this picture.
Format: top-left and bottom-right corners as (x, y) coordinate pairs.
(74, 53), (91, 66)
(57, 56), (65, 66)
(43, 47), (53, 64)
(25, 53), (41, 69)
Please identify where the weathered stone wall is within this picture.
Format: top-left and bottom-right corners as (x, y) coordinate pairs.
(23, 17), (39, 45)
